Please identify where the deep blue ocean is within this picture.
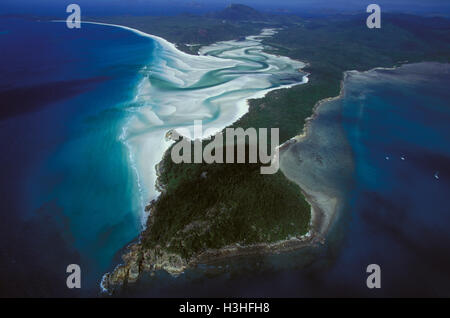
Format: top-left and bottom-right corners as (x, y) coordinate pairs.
(0, 18), (155, 296)
(334, 65), (450, 296)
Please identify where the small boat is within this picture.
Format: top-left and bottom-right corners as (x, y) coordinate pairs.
(434, 172), (440, 180)
(385, 156), (390, 160)
(401, 156), (406, 161)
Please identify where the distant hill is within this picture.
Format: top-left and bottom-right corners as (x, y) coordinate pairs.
(208, 4), (266, 21)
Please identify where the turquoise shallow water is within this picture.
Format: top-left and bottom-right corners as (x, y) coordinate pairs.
(0, 18), (155, 296)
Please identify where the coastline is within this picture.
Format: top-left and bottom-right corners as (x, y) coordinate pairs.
(16, 12), (445, 295)
(96, 23), (335, 294)
(102, 62), (428, 294)
(100, 85), (342, 294)
(1, 12), (446, 298)
(68, 21), (308, 230)
(100, 80), (342, 293)
(278, 75), (348, 236)
(277, 61), (428, 241)
(186, 61), (442, 273)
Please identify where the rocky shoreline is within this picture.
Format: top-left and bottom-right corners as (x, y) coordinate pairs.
(101, 187), (327, 294)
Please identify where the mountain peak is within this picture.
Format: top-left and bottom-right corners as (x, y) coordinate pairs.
(226, 4), (255, 11)
(211, 3), (265, 21)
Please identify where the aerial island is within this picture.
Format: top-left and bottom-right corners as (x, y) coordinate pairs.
(96, 4), (450, 292)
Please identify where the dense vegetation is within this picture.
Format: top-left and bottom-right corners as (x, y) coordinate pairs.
(143, 144), (310, 259)
(94, 14), (263, 54)
(102, 9), (450, 261)
(94, 4), (303, 54)
(246, 13), (450, 142)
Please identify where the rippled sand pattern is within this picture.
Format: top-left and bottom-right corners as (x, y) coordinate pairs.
(113, 26), (308, 219)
